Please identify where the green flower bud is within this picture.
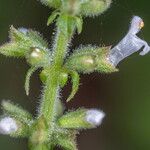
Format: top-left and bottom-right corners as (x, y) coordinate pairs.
(66, 54), (96, 73)
(80, 0), (112, 16)
(40, 69), (49, 83)
(59, 71), (69, 88)
(40, 68), (68, 87)
(0, 26), (50, 65)
(29, 116), (48, 145)
(57, 108), (105, 129)
(26, 47), (49, 66)
(65, 46), (118, 74)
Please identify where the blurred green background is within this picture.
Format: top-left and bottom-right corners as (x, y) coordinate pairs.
(0, 0), (150, 150)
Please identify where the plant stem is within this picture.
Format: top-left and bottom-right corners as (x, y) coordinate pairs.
(30, 16), (75, 150)
(40, 27), (69, 122)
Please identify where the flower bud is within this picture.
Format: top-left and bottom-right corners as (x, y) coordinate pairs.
(26, 47), (49, 66)
(59, 71), (69, 88)
(80, 0), (112, 16)
(0, 117), (18, 134)
(0, 26), (50, 60)
(66, 54), (96, 73)
(65, 46), (118, 74)
(57, 108), (105, 129)
(40, 68), (68, 87)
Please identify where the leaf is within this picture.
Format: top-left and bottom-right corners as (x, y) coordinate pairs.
(47, 11), (60, 26)
(67, 71), (80, 102)
(25, 66), (39, 96)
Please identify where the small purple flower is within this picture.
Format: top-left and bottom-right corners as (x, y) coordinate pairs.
(108, 16), (150, 66)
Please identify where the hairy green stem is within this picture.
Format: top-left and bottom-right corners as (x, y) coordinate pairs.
(40, 67), (60, 122)
(53, 29), (69, 66)
(40, 27), (69, 122)
(30, 16), (74, 150)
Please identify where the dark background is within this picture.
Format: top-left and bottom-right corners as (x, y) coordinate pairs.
(0, 0), (150, 150)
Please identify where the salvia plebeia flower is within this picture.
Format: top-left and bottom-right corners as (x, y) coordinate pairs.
(57, 108), (105, 129)
(0, 117), (18, 134)
(107, 16), (150, 66)
(86, 109), (105, 126)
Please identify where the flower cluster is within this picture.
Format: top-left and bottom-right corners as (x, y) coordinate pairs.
(0, 0), (149, 150)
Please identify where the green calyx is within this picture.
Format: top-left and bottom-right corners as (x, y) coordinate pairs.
(80, 0), (112, 16)
(40, 68), (68, 88)
(0, 26), (50, 66)
(57, 109), (91, 129)
(26, 47), (50, 66)
(65, 46), (118, 74)
(41, 0), (111, 17)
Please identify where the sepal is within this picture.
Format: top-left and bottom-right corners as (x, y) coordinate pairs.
(25, 66), (39, 96)
(65, 46), (118, 74)
(1, 100), (33, 124)
(57, 108), (105, 129)
(0, 26), (50, 67)
(56, 136), (77, 150)
(47, 11), (60, 26)
(67, 71), (80, 102)
(80, 0), (112, 17)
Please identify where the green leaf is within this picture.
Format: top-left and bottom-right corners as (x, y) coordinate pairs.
(1, 101), (33, 123)
(67, 71), (80, 102)
(25, 66), (39, 96)
(47, 11), (60, 26)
